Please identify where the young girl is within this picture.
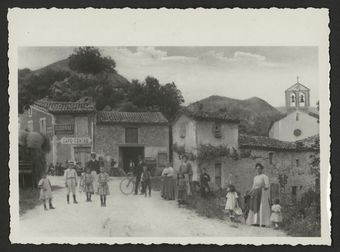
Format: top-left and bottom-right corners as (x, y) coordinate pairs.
(225, 184), (238, 222)
(141, 165), (152, 197)
(270, 199), (283, 229)
(38, 172), (55, 210)
(97, 166), (110, 207)
(82, 168), (94, 202)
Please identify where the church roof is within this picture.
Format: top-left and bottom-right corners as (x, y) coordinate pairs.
(285, 81), (310, 92)
(267, 109), (319, 132)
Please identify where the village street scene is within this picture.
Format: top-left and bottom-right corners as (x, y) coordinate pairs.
(18, 46), (320, 238)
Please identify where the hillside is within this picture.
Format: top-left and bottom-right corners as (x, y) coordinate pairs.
(21, 58), (130, 88)
(187, 95), (284, 136)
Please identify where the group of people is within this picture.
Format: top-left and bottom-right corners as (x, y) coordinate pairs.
(38, 152), (111, 210)
(224, 163), (282, 229)
(39, 153), (282, 229)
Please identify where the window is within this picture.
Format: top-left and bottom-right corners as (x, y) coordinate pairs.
(300, 94), (305, 103)
(28, 107), (32, 117)
(213, 122), (222, 138)
(215, 163), (222, 188)
(291, 186), (297, 204)
(269, 152), (274, 164)
(75, 117), (88, 136)
(296, 158), (300, 167)
(27, 120), (33, 132)
(39, 118), (46, 134)
(291, 94), (295, 103)
(179, 123), (186, 138)
(296, 112), (299, 121)
(125, 127), (138, 143)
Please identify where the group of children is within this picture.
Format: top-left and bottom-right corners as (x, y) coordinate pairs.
(224, 184), (283, 229)
(38, 161), (111, 210)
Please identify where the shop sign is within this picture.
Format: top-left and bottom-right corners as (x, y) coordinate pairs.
(60, 137), (92, 145)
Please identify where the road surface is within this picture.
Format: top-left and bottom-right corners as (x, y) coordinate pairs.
(19, 176), (286, 237)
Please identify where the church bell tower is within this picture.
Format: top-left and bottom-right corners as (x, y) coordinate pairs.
(285, 77), (310, 112)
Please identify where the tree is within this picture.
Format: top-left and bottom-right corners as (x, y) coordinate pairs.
(18, 69), (70, 113)
(68, 47), (116, 75)
(125, 76), (184, 120)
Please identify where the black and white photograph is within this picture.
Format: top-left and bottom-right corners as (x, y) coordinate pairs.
(8, 8), (330, 245)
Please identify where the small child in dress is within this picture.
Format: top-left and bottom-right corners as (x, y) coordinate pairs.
(38, 172), (55, 211)
(141, 165), (152, 197)
(82, 168), (94, 202)
(177, 173), (186, 206)
(97, 166), (109, 207)
(225, 184), (238, 222)
(270, 199), (283, 229)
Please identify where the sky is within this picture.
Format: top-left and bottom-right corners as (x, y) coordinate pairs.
(18, 46), (319, 107)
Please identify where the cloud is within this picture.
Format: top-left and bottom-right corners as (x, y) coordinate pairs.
(198, 50), (285, 69)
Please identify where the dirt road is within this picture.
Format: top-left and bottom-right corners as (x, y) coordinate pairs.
(19, 176), (286, 237)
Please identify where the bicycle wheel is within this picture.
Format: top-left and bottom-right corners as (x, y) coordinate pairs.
(120, 178), (135, 195)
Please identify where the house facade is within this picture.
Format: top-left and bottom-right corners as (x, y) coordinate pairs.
(172, 111), (239, 181)
(95, 111), (169, 174)
(20, 100), (96, 167)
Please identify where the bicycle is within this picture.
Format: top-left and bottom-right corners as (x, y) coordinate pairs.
(119, 172), (136, 195)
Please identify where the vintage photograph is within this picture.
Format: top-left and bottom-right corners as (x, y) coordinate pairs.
(8, 9), (330, 245)
(17, 45), (321, 237)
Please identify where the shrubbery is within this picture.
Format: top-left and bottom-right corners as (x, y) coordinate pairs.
(281, 189), (320, 237)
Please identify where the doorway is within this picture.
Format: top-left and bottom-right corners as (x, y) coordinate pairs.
(119, 146), (144, 173)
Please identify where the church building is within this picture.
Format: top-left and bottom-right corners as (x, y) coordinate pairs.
(268, 78), (319, 142)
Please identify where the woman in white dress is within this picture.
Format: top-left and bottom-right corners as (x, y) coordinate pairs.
(246, 163), (271, 227)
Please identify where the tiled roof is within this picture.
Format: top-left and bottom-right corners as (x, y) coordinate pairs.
(184, 109), (240, 123)
(97, 111), (168, 124)
(239, 134), (319, 151)
(34, 100), (95, 113)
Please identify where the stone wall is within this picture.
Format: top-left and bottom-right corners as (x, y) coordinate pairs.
(199, 148), (317, 204)
(95, 123), (169, 169)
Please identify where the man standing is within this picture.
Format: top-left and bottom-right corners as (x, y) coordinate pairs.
(134, 155), (145, 195)
(179, 155), (193, 197)
(86, 152), (100, 191)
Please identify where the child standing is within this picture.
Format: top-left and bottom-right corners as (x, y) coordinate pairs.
(141, 165), (152, 197)
(177, 173), (187, 206)
(225, 184), (238, 222)
(270, 199), (283, 229)
(82, 168), (94, 202)
(38, 172), (55, 210)
(97, 166), (110, 207)
(64, 160), (78, 204)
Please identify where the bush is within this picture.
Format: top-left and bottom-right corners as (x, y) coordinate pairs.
(281, 189), (320, 237)
(185, 192), (226, 220)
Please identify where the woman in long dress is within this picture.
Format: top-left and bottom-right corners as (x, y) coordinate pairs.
(246, 163), (271, 227)
(161, 163), (176, 200)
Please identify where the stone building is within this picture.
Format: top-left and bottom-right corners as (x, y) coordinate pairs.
(269, 79), (319, 142)
(199, 134), (319, 204)
(95, 111), (169, 174)
(172, 110), (240, 181)
(19, 99), (96, 166)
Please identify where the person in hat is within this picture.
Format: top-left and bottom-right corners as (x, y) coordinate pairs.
(38, 171), (55, 210)
(86, 152), (100, 191)
(64, 160), (78, 204)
